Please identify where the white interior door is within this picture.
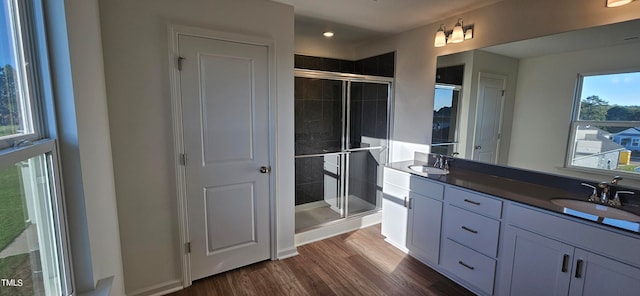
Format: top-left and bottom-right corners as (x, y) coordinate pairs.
(473, 74), (505, 163)
(178, 34), (271, 280)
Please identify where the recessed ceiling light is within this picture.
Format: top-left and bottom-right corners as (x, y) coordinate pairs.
(323, 31), (334, 38)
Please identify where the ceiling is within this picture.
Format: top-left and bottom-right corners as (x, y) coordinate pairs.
(482, 18), (640, 59)
(273, 0), (506, 43)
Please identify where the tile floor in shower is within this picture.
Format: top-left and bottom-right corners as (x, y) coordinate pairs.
(294, 196), (378, 232)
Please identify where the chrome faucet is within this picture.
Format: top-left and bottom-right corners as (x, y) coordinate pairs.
(583, 176), (632, 207)
(610, 190), (635, 207)
(581, 183), (600, 203)
(598, 181), (611, 204)
(433, 154), (444, 169)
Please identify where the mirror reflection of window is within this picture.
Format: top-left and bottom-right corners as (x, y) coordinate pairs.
(569, 71), (640, 174)
(432, 84), (461, 155)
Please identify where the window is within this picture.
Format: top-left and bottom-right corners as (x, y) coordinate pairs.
(568, 72), (640, 174)
(432, 84), (461, 155)
(0, 1), (72, 295)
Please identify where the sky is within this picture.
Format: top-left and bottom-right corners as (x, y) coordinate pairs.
(581, 72), (640, 106)
(0, 2), (15, 67)
(434, 87), (455, 111)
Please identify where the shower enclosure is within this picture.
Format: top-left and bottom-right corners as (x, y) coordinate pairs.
(294, 69), (392, 232)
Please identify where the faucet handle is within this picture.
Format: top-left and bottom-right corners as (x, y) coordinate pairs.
(611, 176), (623, 185)
(610, 190), (634, 207)
(581, 183), (600, 203)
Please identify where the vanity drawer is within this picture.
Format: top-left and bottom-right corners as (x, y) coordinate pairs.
(384, 167), (444, 200)
(446, 187), (502, 218)
(443, 205), (500, 257)
(384, 167), (411, 188)
(441, 238), (496, 295)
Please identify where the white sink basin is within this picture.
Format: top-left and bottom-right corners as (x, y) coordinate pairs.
(550, 198), (640, 222)
(408, 165), (449, 175)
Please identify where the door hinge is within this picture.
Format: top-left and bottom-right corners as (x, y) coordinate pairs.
(501, 90), (505, 96)
(185, 242), (191, 253)
(177, 56), (185, 71)
(180, 153), (188, 166)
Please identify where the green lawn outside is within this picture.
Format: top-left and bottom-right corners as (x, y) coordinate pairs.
(0, 165), (27, 251)
(0, 125), (18, 138)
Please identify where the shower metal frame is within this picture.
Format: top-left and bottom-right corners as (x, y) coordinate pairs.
(294, 69), (394, 226)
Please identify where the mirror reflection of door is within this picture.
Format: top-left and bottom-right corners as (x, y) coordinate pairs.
(473, 73), (506, 163)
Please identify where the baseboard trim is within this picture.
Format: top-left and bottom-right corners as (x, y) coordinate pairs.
(126, 279), (183, 296)
(295, 212), (381, 246)
(277, 246), (299, 259)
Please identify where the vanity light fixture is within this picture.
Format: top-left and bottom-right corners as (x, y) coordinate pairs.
(323, 31), (334, 38)
(607, 0), (633, 7)
(434, 18), (473, 47)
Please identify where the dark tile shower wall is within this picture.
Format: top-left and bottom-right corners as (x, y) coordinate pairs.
(295, 77), (343, 205)
(350, 82), (389, 146)
(295, 77), (343, 155)
(295, 52), (395, 78)
(348, 150), (382, 207)
(294, 157), (326, 206)
(348, 82), (388, 206)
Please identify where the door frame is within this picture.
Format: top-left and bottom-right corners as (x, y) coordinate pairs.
(471, 72), (506, 164)
(167, 24), (277, 287)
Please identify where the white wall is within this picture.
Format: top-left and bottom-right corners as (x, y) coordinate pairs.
(355, 0), (640, 162)
(44, 0), (124, 295)
(98, 0), (294, 294)
(508, 41), (640, 179)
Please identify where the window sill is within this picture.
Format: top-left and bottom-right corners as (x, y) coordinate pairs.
(557, 165), (640, 189)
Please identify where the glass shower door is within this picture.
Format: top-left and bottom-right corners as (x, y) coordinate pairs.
(346, 81), (390, 217)
(294, 77), (346, 231)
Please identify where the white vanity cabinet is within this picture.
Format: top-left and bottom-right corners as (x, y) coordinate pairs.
(440, 187), (503, 295)
(500, 204), (640, 296)
(382, 167), (444, 264)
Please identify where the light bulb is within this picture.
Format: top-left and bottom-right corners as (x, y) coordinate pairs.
(607, 0), (633, 7)
(450, 19), (464, 43)
(434, 25), (446, 47)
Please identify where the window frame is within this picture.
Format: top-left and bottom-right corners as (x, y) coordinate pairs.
(432, 83), (462, 154)
(0, 0), (47, 149)
(0, 0), (74, 294)
(566, 72), (640, 176)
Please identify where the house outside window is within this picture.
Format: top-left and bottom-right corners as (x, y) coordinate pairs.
(568, 72), (640, 174)
(432, 84), (461, 155)
(0, 1), (73, 295)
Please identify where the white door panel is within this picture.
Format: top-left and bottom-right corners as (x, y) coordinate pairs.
(473, 74), (505, 163)
(179, 34), (271, 280)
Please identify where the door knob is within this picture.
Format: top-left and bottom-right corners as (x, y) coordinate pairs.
(260, 166), (271, 173)
(474, 145), (482, 149)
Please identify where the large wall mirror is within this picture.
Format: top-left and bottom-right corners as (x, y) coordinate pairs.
(435, 18), (640, 178)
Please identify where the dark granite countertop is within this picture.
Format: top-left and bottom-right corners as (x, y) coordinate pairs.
(386, 160), (640, 234)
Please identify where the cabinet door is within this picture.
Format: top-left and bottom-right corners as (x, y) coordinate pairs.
(569, 249), (640, 296)
(407, 192), (443, 264)
(500, 226), (573, 296)
(381, 192), (408, 250)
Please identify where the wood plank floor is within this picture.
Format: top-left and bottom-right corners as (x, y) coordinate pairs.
(169, 224), (475, 296)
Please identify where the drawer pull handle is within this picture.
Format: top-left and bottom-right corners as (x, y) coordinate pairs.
(561, 254), (569, 272)
(461, 226), (478, 234)
(403, 196), (408, 208)
(458, 260), (475, 270)
(575, 259), (584, 278)
(463, 199), (481, 206)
